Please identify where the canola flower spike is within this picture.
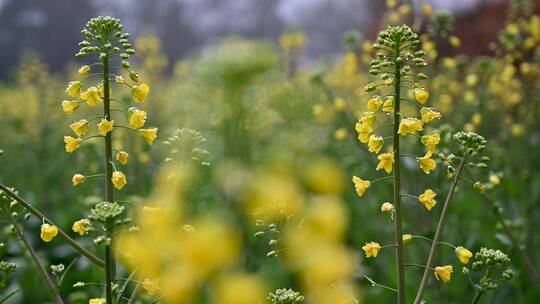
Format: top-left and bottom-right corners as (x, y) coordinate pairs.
(434, 265), (453, 283)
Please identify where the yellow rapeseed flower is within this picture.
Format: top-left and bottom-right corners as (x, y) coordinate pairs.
(362, 242), (381, 258)
(72, 219), (90, 236)
(66, 81), (81, 98)
(381, 202), (394, 212)
(69, 119), (89, 137)
(80, 86), (102, 106)
(116, 151), (129, 165)
(382, 96), (395, 112)
(455, 246), (473, 264)
(72, 174), (86, 186)
(138, 128), (158, 145)
(414, 88), (429, 104)
(434, 265), (453, 283)
(88, 299), (106, 304)
(40, 223), (58, 242)
(62, 100), (80, 115)
(421, 133), (440, 153)
(367, 135), (384, 154)
(216, 274), (266, 304)
(112, 171), (127, 190)
(78, 65), (91, 76)
(97, 118), (114, 136)
(352, 176), (370, 197)
(132, 83), (150, 102)
(355, 121), (373, 144)
(128, 108), (147, 129)
(420, 107), (441, 124)
(142, 278), (160, 295)
(402, 234), (412, 244)
(417, 153), (436, 174)
(367, 96), (383, 111)
(419, 189), (437, 211)
(376, 152), (394, 174)
(64, 136), (82, 153)
(398, 118), (423, 135)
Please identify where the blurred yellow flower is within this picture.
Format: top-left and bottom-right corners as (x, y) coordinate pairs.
(97, 118), (114, 136)
(381, 202), (394, 212)
(377, 152), (394, 173)
(367, 135), (384, 154)
(40, 223), (58, 242)
(455, 246), (473, 264)
(66, 81), (81, 98)
(419, 189), (437, 211)
(352, 176), (370, 197)
(139, 128), (158, 145)
(402, 234), (412, 244)
(62, 100), (80, 115)
(72, 219), (90, 236)
(215, 274), (266, 304)
(64, 136), (82, 153)
(142, 278), (160, 295)
(80, 86), (102, 106)
(420, 107), (441, 124)
(414, 88), (429, 104)
(398, 118), (423, 135)
(489, 174), (501, 185)
(112, 171), (127, 190)
(334, 128), (347, 140)
(417, 153), (436, 174)
(362, 241), (381, 258)
(434, 265), (453, 283)
(88, 299), (105, 304)
(69, 119), (89, 137)
(367, 96), (383, 111)
(72, 174), (85, 186)
(78, 65), (91, 76)
(116, 151), (129, 165)
(132, 83), (150, 102)
(449, 36), (461, 48)
(334, 98), (347, 111)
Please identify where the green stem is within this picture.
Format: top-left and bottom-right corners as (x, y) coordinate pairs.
(393, 39), (406, 304)
(470, 290), (484, 304)
(0, 184), (104, 267)
(413, 155), (467, 304)
(7, 213), (63, 304)
(103, 53), (116, 304)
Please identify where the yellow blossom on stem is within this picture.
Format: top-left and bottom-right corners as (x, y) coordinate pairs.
(352, 176), (370, 197)
(132, 83), (150, 102)
(419, 189), (437, 211)
(455, 246), (473, 264)
(128, 108), (147, 129)
(78, 65), (91, 76)
(368, 135), (384, 154)
(116, 151), (129, 165)
(72, 219), (90, 236)
(398, 118), (423, 135)
(72, 174), (86, 186)
(89, 299), (106, 304)
(420, 107), (441, 124)
(417, 153), (436, 174)
(382, 96), (394, 112)
(489, 174), (501, 185)
(69, 119), (89, 137)
(355, 122), (373, 144)
(381, 202), (394, 212)
(359, 111), (376, 127)
(421, 133), (440, 153)
(414, 88), (429, 104)
(40, 223), (58, 242)
(111, 171), (127, 190)
(66, 81), (81, 98)
(97, 118), (114, 136)
(376, 152), (394, 173)
(142, 278), (160, 295)
(62, 100), (80, 115)
(362, 242), (381, 258)
(138, 128), (158, 145)
(434, 265), (453, 283)
(64, 136), (82, 153)
(80, 86), (102, 106)
(367, 96), (383, 111)
(402, 234), (412, 244)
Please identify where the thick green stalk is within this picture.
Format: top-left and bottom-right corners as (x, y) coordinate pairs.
(470, 290), (484, 304)
(413, 156), (467, 304)
(393, 42), (406, 304)
(103, 54), (116, 304)
(0, 183), (104, 267)
(7, 213), (63, 304)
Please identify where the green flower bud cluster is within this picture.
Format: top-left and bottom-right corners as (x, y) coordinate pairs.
(89, 201), (125, 222)
(50, 263), (65, 275)
(453, 131), (487, 154)
(470, 247), (513, 292)
(0, 261), (17, 274)
(268, 288), (304, 304)
(0, 188), (17, 211)
(254, 217), (288, 258)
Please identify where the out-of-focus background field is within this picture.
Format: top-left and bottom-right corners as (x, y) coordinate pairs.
(1, 0), (540, 303)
